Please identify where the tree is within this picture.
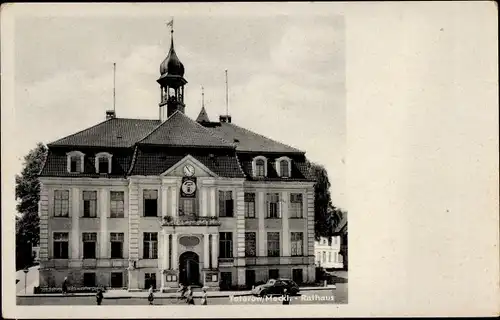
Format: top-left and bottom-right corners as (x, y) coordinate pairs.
(308, 161), (346, 240)
(15, 142), (47, 269)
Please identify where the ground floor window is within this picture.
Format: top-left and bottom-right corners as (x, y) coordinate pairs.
(268, 269), (279, 280)
(111, 272), (123, 288)
(83, 273), (96, 287)
(145, 273), (156, 290)
(220, 272), (232, 291)
(292, 268), (303, 284)
(245, 269), (256, 288)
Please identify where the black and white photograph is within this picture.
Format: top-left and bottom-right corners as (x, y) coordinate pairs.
(2, 2), (498, 318)
(9, 6), (347, 307)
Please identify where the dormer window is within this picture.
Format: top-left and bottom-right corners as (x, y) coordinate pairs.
(252, 156), (268, 178)
(95, 152), (113, 174)
(276, 156), (292, 178)
(67, 151), (85, 173)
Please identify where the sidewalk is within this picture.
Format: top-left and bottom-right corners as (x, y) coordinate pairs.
(17, 285), (336, 299)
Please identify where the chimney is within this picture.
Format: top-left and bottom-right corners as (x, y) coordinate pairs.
(106, 110), (116, 120)
(219, 115), (232, 123)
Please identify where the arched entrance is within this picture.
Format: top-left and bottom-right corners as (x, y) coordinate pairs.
(179, 251), (200, 286)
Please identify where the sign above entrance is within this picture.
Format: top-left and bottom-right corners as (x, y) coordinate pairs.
(181, 177), (197, 197)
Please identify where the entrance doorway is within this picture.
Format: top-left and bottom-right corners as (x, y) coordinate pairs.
(245, 270), (256, 289)
(179, 251), (200, 286)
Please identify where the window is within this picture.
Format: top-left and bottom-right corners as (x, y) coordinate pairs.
(244, 193), (255, 218)
(219, 232), (233, 258)
(143, 232), (158, 259)
(291, 232), (303, 256)
(110, 191), (124, 218)
(67, 151), (84, 173)
(180, 198), (196, 216)
(218, 191), (233, 217)
(110, 233), (124, 259)
(329, 252), (332, 262)
(266, 193), (281, 218)
(53, 232), (69, 259)
(54, 190), (69, 217)
(255, 159), (265, 177)
(267, 232), (280, 257)
(83, 233), (97, 259)
(95, 152), (112, 174)
(83, 191), (97, 217)
(292, 269), (303, 284)
(83, 273), (96, 287)
(322, 251), (326, 262)
(143, 189), (158, 217)
(280, 160), (290, 177)
(145, 273), (156, 290)
(269, 269), (279, 280)
(111, 272), (123, 288)
(289, 193), (303, 218)
(245, 232), (256, 257)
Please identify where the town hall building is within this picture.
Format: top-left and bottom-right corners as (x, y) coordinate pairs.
(37, 28), (317, 291)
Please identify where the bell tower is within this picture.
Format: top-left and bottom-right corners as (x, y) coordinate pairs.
(157, 25), (187, 121)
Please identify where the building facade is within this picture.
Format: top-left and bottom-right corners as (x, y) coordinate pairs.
(37, 30), (316, 291)
(314, 236), (344, 270)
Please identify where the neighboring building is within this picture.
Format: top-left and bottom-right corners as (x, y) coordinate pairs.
(334, 214), (348, 270)
(314, 236), (343, 270)
(37, 29), (317, 291)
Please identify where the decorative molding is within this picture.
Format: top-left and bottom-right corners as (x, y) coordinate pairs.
(275, 156), (292, 178)
(66, 151), (85, 173)
(160, 154), (219, 177)
(94, 152), (113, 174)
(252, 155), (268, 178)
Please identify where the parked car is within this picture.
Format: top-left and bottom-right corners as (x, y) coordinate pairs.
(251, 278), (300, 297)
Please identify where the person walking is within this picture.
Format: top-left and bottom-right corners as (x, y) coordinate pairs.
(62, 277), (68, 295)
(282, 288), (290, 305)
(177, 283), (187, 301)
(185, 286), (195, 305)
(148, 285), (155, 305)
(96, 288), (103, 305)
(201, 287), (208, 306)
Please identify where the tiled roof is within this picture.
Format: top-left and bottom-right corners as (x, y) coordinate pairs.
(334, 213), (348, 234)
(48, 118), (161, 148)
(128, 148), (245, 178)
(196, 106), (210, 123)
(238, 156), (315, 182)
(139, 111), (234, 148)
(39, 149), (132, 177)
(206, 122), (304, 153)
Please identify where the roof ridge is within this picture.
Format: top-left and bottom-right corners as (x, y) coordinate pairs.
(47, 118), (113, 146)
(186, 112), (234, 147)
(127, 145), (139, 175)
(234, 153), (247, 177)
(136, 111), (181, 144)
(225, 122), (304, 153)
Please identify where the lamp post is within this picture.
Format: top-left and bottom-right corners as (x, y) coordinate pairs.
(23, 267), (29, 294)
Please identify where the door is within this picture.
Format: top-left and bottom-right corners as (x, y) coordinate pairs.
(292, 269), (303, 285)
(145, 273), (156, 290)
(111, 272), (123, 288)
(83, 273), (96, 287)
(245, 270), (256, 289)
(179, 251), (200, 285)
(220, 272), (232, 291)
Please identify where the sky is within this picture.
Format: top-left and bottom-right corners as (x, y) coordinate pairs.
(12, 13), (346, 209)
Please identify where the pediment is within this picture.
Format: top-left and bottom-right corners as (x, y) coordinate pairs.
(160, 154), (218, 177)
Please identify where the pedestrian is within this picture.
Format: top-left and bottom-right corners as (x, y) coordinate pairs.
(96, 288), (103, 305)
(148, 285), (154, 305)
(177, 283), (187, 301)
(62, 277), (68, 295)
(185, 286), (195, 305)
(201, 287), (208, 305)
(282, 288), (290, 305)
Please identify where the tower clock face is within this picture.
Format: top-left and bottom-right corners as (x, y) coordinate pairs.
(183, 164), (195, 177)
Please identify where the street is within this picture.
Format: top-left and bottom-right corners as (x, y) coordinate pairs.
(17, 284), (347, 305)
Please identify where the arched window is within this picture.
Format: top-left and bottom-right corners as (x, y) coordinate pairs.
(252, 156), (268, 178)
(67, 151), (85, 173)
(95, 152), (113, 174)
(275, 156), (291, 178)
